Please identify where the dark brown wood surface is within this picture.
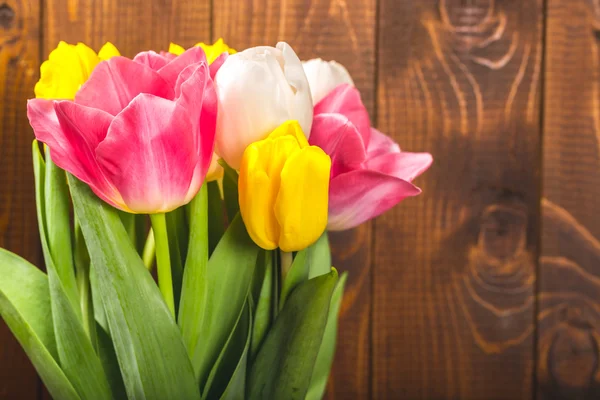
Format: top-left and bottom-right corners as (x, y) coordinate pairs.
(0, 0), (41, 398)
(374, 0), (542, 399)
(1, 0), (599, 399)
(539, 1), (600, 399)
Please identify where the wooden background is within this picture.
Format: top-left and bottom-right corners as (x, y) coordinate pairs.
(1, 0), (599, 399)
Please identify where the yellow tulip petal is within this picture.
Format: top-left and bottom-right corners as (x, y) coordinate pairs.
(169, 42), (186, 56)
(35, 59), (80, 99)
(239, 145), (280, 250)
(275, 146), (331, 252)
(239, 120), (329, 252)
(35, 41), (108, 99)
(266, 120), (309, 148)
(197, 38), (237, 64)
(74, 43), (102, 78)
(98, 42), (121, 61)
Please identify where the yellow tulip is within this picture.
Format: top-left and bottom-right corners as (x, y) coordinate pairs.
(35, 41), (121, 100)
(169, 38), (236, 64)
(239, 121), (331, 252)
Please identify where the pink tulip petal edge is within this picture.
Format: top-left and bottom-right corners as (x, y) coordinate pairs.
(27, 46), (217, 213)
(310, 84), (433, 231)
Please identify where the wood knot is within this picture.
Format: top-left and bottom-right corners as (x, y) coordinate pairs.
(0, 3), (14, 30)
(539, 305), (600, 397)
(478, 204), (527, 265)
(440, 0), (495, 29)
(549, 324), (598, 390)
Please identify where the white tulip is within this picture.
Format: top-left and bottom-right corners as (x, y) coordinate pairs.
(302, 58), (354, 104)
(214, 42), (313, 169)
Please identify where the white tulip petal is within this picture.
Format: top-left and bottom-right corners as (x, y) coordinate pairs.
(302, 58), (354, 104)
(214, 43), (313, 169)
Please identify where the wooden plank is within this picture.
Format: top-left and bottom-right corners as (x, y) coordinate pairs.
(213, 1), (377, 398)
(43, 0), (211, 57)
(539, 1), (600, 399)
(0, 0), (42, 398)
(374, 1), (543, 398)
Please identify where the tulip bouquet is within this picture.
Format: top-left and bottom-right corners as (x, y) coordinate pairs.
(0, 38), (431, 400)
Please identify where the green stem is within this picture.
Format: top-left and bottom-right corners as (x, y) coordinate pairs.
(142, 228), (156, 271)
(280, 250), (293, 282)
(150, 213), (175, 317)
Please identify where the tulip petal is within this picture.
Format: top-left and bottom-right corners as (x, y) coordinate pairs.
(76, 57), (174, 116)
(28, 99), (124, 209)
(275, 146), (331, 252)
(96, 94), (199, 213)
(302, 58), (354, 104)
(133, 51), (175, 71)
(315, 84), (370, 148)
(169, 43), (186, 56)
(98, 42), (121, 61)
(277, 42), (314, 137)
(309, 114), (367, 177)
(35, 42), (100, 100)
(239, 145), (280, 250)
(174, 63), (216, 152)
(173, 63), (218, 202)
(158, 47), (208, 88)
(328, 170), (421, 231)
(28, 99), (100, 181)
(365, 152), (433, 182)
(367, 128), (401, 158)
(209, 53), (227, 79)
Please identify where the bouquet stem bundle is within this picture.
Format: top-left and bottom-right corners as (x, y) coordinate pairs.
(0, 142), (346, 400)
(1, 38), (431, 400)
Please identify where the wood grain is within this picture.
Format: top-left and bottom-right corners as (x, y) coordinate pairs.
(374, 0), (543, 398)
(539, 1), (600, 398)
(0, 0), (42, 398)
(43, 0), (211, 58)
(213, 1), (377, 398)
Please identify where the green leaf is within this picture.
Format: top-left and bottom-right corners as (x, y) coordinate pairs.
(306, 272), (348, 400)
(248, 269), (338, 400)
(308, 232), (331, 279)
(39, 147), (111, 399)
(0, 248), (80, 400)
(44, 149), (80, 318)
(96, 323), (127, 399)
(250, 250), (274, 358)
(179, 185), (208, 357)
(47, 261), (113, 400)
(207, 181), (225, 255)
(279, 248), (310, 309)
(119, 211), (136, 245)
(191, 214), (259, 390)
(90, 265), (108, 332)
(221, 161), (239, 223)
(219, 304), (251, 400)
(74, 220), (97, 349)
(205, 298), (252, 400)
(69, 175), (200, 400)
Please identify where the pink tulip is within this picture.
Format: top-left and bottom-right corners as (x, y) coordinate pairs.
(133, 50), (227, 79)
(309, 84), (432, 230)
(27, 47), (217, 213)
